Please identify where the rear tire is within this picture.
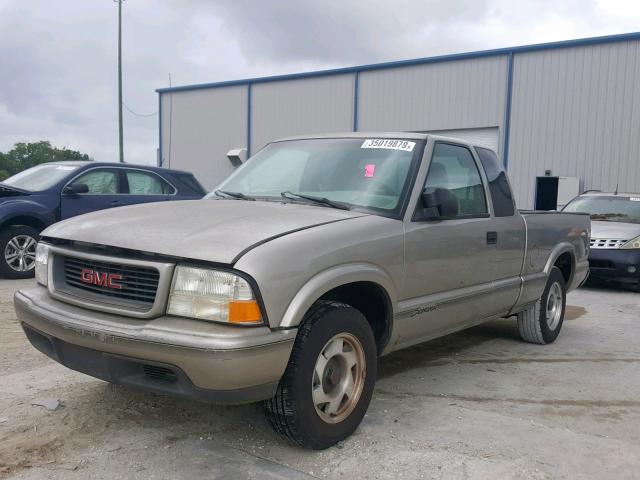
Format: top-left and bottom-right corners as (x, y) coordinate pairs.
(517, 266), (566, 344)
(0, 226), (40, 279)
(264, 301), (377, 449)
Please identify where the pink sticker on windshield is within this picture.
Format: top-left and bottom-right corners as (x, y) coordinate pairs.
(364, 164), (376, 177)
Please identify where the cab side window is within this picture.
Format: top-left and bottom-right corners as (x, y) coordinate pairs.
(70, 169), (118, 194)
(424, 143), (488, 217)
(125, 170), (175, 195)
(475, 147), (515, 217)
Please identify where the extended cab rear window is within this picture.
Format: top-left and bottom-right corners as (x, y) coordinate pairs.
(476, 147), (515, 217)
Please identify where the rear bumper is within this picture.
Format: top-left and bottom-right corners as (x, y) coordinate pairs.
(14, 286), (296, 404)
(588, 249), (640, 283)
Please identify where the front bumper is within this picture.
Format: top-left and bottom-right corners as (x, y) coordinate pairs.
(588, 248), (640, 283)
(14, 286), (296, 404)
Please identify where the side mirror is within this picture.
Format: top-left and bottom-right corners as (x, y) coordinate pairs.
(63, 183), (89, 195)
(420, 187), (458, 220)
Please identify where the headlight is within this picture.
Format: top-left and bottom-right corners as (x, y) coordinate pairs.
(167, 266), (262, 325)
(35, 243), (51, 286)
(621, 235), (640, 249)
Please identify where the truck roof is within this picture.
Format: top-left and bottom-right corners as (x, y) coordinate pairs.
(272, 132), (491, 152)
(275, 132), (426, 141)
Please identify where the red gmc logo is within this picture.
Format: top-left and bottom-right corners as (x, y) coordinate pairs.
(80, 268), (123, 290)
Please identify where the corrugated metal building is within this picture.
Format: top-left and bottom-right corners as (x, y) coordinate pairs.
(157, 32), (640, 208)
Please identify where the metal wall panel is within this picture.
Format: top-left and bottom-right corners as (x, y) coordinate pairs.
(160, 86), (247, 190)
(357, 56), (508, 155)
(159, 36), (640, 209)
(250, 75), (354, 153)
(508, 40), (640, 208)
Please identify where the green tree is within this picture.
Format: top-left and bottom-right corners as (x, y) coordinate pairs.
(0, 141), (91, 181)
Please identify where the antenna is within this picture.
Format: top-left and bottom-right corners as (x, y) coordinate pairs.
(614, 183), (619, 195)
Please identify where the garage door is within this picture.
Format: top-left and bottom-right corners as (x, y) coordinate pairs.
(419, 127), (500, 153)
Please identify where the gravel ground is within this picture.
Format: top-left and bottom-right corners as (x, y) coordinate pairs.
(1, 279), (639, 479)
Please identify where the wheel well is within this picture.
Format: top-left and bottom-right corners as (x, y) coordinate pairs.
(554, 252), (573, 285)
(318, 281), (392, 354)
(0, 216), (46, 233)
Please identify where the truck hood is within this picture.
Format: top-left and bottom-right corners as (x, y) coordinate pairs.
(591, 220), (640, 240)
(0, 184), (30, 198)
(42, 199), (367, 264)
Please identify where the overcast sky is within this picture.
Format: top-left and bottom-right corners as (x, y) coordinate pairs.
(0, 0), (639, 166)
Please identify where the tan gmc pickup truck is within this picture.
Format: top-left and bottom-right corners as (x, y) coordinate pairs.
(15, 133), (590, 449)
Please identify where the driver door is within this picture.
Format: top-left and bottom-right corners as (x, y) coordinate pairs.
(398, 142), (497, 347)
(60, 168), (122, 219)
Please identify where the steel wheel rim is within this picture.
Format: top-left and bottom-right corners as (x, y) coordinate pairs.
(4, 235), (37, 272)
(546, 282), (563, 330)
(312, 333), (366, 424)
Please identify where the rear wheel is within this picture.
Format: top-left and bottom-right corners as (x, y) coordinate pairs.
(517, 266), (566, 344)
(0, 226), (40, 279)
(264, 301), (377, 449)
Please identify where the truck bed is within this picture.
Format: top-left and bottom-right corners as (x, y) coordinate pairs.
(517, 210), (590, 306)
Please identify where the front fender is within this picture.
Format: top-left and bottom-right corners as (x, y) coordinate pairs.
(279, 262), (397, 328)
(0, 198), (56, 230)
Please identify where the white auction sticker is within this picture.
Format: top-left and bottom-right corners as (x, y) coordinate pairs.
(361, 139), (416, 152)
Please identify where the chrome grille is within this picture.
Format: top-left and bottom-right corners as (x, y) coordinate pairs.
(61, 256), (159, 309)
(589, 238), (627, 249)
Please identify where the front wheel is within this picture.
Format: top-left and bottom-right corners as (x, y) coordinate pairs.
(264, 301), (377, 449)
(0, 226), (40, 279)
(517, 266), (566, 344)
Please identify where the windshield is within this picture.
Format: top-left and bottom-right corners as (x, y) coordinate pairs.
(563, 195), (640, 224)
(2, 164), (81, 191)
(208, 138), (422, 214)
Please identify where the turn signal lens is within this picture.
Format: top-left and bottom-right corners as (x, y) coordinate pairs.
(228, 300), (262, 323)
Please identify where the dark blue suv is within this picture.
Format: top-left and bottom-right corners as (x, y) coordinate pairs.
(0, 161), (206, 278)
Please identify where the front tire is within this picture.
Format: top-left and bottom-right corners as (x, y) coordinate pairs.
(0, 226), (40, 279)
(264, 301), (377, 449)
(517, 266), (566, 344)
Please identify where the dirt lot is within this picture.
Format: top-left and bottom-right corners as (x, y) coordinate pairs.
(1, 279), (639, 479)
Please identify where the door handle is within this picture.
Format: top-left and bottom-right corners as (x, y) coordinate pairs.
(110, 200), (121, 206)
(486, 231), (498, 244)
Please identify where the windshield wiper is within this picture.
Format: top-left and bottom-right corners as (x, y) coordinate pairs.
(281, 191), (350, 210)
(214, 190), (255, 201)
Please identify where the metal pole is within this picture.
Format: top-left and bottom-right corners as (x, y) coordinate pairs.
(117, 0), (124, 162)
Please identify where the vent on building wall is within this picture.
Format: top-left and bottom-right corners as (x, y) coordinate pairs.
(227, 148), (247, 168)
